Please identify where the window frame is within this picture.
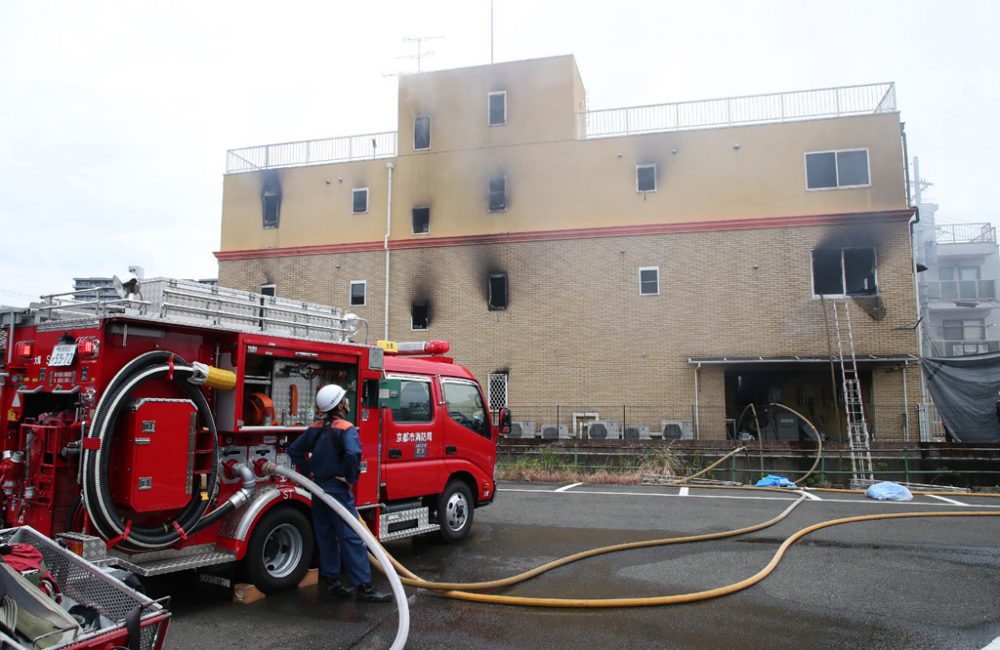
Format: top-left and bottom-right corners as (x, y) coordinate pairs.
(441, 378), (491, 439)
(411, 302), (429, 331)
(488, 272), (508, 311)
(488, 175), (507, 212)
(260, 283), (276, 297)
(636, 164), (657, 193)
(414, 115), (431, 151)
(352, 187), (369, 214)
(349, 280), (367, 307)
(261, 191), (281, 229)
(412, 206), (430, 235)
(488, 91), (507, 126)
(638, 266), (660, 296)
(804, 148), (871, 191)
(386, 374), (434, 424)
(811, 247), (879, 298)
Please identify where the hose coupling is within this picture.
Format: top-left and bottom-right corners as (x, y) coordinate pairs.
(188, 362), (237, 390)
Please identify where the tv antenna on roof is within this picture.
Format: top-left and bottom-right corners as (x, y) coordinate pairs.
(399, 36), (443, 73)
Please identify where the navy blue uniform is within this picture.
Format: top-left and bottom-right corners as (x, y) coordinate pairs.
(287, 416), (370, 586)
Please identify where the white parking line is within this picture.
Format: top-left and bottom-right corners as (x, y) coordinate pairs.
(678, 487), (689, 496)
(928, 494), (966, 506)
(981, 636), (1000, 650)
(554, 482), (583, 492)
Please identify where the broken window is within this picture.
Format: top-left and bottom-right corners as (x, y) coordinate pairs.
(636, 164), (656, 192)
(412, 207), (430, 234)
(350, 280), (366, 307)
(639, 267), (659, 296)
(805, 149), (870, 190)
(488, 273), (508, 310)
(262, 191), (281, 228)
(812, 248), (877, 296)
(411, 303), (429, 330)
(488, 91), (507, 126)
(260, 284), (276, 297)
(352, 188), (368, 214)
(489, 175), (507, 212)
(414, 116), (431, 150)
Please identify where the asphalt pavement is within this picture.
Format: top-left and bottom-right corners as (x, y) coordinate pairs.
(160, 481), (1000, 649)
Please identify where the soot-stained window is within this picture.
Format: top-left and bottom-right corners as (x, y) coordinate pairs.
(414, 116), (431, 150)
(352, 188), (368, 214)
(411, 303), (429, 330)
(636, 164), (656, 192)
(812, 248), (877, 296)
(412, 207), (430, 234)
(489, 175), (507, 212)
(488, 273), (508, 310)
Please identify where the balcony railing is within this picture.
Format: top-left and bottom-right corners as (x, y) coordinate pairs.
(934, 223), (997, 245)
(923, 279), (997, 302)
(226, 131), (398, 173)
(578, 82), (896, 138)
(942, 340), (1000, 356)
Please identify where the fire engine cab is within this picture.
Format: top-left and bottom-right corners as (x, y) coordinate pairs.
(0, 278), (509, 593)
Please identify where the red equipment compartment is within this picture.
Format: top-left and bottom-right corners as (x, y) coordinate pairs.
(111, 399), (197, 513)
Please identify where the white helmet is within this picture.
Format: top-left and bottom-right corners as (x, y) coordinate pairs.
(316, 384), (346, 413)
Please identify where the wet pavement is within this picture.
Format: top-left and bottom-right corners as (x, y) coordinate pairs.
(159, 482), (1000, 649)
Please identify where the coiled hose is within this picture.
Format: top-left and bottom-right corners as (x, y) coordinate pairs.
(82, 351), (221, 552)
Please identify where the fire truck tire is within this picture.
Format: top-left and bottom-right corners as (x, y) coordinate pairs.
(242, 507), (314, 594)
(437, 480), (474, 542)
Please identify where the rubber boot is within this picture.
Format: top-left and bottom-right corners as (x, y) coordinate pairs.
(356, 583), (392, 603)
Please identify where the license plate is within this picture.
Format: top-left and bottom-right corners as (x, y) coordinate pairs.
(49, 343), (76, 367)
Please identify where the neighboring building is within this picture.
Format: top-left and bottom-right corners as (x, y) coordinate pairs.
(217, 55), (921, 442)
(912, 204), (999, 358)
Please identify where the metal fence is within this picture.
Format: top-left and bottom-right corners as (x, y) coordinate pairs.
(500, 402), (992, 446)
(226, 131), (398, 173)
(577, 82), (896, 139)
(934, 223), (997, 245)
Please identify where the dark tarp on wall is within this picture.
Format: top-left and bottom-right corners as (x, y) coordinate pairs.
(921, 352), (1000, 443)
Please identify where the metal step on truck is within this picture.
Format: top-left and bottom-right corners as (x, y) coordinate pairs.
(0, 277), (509, 593)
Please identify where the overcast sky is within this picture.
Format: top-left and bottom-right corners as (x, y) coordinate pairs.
(1, 0), (997, 306)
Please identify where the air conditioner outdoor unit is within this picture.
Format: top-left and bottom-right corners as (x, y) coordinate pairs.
(540, 425), (569, 440)
(623, 426), (651, 440)
(661, 420), (695, 440)
(586, 421), (620, 440)
(508, 421), (536, 439)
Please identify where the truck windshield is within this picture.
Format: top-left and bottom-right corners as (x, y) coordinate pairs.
(441, 380), (489, 438)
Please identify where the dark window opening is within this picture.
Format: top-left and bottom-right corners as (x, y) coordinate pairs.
(350, 281), (366, 306)
(489, 91), (506, 126)
(414, 116), (431, 150)
(352, 188), (368, 214)
(637, 165), (656, 192)
(639, 267), (659, 295)
(412, 207), (430, 234)
(411, 303), (429, 330)
(489, 175), (507, 212)
(488, 273), (508, 310)
(262, 191), (281, 228)
(812, 248), (878, 296)
(260, 284), (276, 297)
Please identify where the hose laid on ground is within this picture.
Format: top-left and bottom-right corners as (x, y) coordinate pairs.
(82, 350), (220, 551)
(263, 463), (409, 650)
(372, 488), (1000, 608)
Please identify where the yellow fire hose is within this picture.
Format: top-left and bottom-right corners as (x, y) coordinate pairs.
(368, 488), (1000, 608)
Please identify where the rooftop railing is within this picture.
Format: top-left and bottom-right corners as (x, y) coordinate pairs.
(934, 223), (997, 245)
(225, 82), (896, 172)
(578, 82), (896, 139)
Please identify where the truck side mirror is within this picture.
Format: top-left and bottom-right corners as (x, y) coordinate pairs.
(498, 407), (512, 435)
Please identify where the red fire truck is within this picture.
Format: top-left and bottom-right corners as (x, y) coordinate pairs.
(0, 278), (508, 593)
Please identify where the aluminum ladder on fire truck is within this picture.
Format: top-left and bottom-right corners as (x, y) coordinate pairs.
(831, 299), (875, 488)
(29, 278), (364, 344)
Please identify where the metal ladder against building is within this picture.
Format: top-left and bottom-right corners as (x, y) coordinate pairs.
(832, 299), (875, 488)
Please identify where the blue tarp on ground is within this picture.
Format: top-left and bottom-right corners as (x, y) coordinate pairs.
(865, 481), (913, 501)
(755, 474), (797, 488)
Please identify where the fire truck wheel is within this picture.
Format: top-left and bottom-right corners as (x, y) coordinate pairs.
(242, 507), (314, 594)
(437, 480), (474, 542)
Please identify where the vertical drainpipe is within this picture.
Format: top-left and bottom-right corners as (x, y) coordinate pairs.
(694, 362), (701, 439)
(384, 162), (394, 341)
(902, 126), (929, 441)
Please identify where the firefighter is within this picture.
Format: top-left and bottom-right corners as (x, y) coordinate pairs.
(288, 384), (391, 602)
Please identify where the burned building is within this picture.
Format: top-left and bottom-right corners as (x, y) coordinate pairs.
(217, 55), (921, 442)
